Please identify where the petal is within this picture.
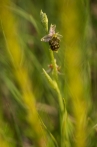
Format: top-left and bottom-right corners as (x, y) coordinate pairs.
(49, 24), (56, 35)
(41, 34), (52, 42)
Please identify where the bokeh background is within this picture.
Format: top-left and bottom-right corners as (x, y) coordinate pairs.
(0, 0), (97, 147)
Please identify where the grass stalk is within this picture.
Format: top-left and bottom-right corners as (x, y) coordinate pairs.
(0, 0), (48, 147)
(0, 113), (13, 147)
(59, 1), (89, 147)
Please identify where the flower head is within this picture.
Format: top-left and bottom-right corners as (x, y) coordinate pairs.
(41, 24), (62, 51)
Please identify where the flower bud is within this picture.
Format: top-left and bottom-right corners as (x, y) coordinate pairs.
(40, 10), (48, 32)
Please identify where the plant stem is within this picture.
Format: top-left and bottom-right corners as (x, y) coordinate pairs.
(49, 50), (66, 147)
(49, 50), (58, 82)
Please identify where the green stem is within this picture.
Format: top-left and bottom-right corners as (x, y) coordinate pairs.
(49, 50), (66, 147)
(56, 85), (64, 113)
(43, 65), (65, 147)
(56, 86), (66, 147)
(49, 49), (65, 111)
(49, 50), (58, 82)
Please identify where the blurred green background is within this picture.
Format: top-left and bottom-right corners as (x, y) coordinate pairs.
(0, 0), (97, 147)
